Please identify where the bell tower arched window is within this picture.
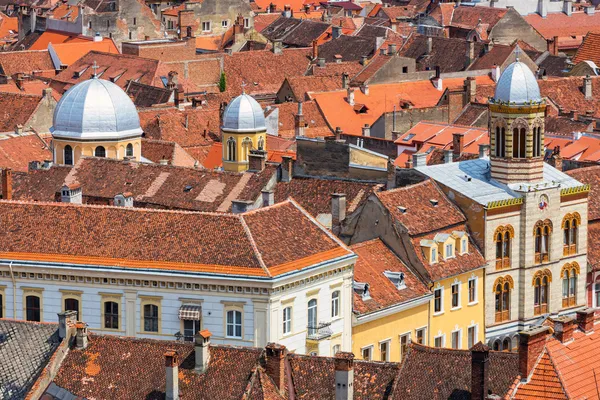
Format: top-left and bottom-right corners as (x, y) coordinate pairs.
(495, 225), (514, 269)
(495, 126), (505, 157)
(533, 269), (551, 315)
(533, 126), (542, 157)
(95, 146), (106, 158)
(227, 137), (236, 161)
(512, 127), (526, 158)
(562, 213), (580, 256)
(241, 137), (253, 161)
(494, 276), (513, 323)
(534, 220), (552, 264)
(64, 145), (74, 165)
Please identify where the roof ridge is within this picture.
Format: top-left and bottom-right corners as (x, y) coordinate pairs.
(544, 348), (569, 399)
(239, 214), (271, 277)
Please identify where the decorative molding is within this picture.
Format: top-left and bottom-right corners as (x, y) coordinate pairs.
(493, 275), (514, 290)
(560, 262), (581, 279)
(532, 269), (552, 286)
(562, 212), (582, 229)
(561, 185), (590, 197)
(487, 198), (523, 210)
(494, 224), (515, 239)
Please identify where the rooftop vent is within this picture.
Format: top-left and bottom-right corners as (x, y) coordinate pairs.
(353, 282), (370, 300)
(384, 270), (406, 290)
(184, 185), (193, 192)
(397, 206), (407, 213)
(429, 199), (438, 207)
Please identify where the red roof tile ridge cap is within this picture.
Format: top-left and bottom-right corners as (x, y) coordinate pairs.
(0, 198), (242, 218)
(287, 196), (354, 253)
(239, 214), (271, 277)
(0, 49), (49, 55)
(241, 198), (293, 215)
(83, 50), (162, 64)
(410, 341), (470, 354)
(543, 346), (570, 399)
(349, 237), (385, 249)
(377, 178), (433, 195)
(0, 91), (43, 99)
(0, 318), (59, 327)
(141, 138), (177, 145)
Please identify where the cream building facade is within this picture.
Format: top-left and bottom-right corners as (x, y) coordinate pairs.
(415, 60), (589, 349)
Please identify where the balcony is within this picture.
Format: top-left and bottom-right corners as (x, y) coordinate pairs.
(307, 322), (333, 341)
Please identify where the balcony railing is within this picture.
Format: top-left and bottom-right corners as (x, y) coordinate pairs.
(307, 322), (333, 341)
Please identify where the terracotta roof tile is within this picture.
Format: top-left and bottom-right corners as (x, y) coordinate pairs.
(351, 239), (430, 315)
(539, 76), (600, 119)
(271, 100), (332, 139)
(141, 138), (198, 168)
(0, 49), (54, 76)
(525, 12), (600, 40)
(0, 92), (44, 132)
(317, 35), (376, 62)
(566, 165), (600, 220)
(254, 14), (281, 32)
(453, 103), (488, 126)
(310, 60), (364, 77)
(29, 30), (90, 51)
(285, 75), (342, 101)
(262, 17), (329, 47)
(434, 4), (506, 30)
(514, 351), (567, 400)
(0, 133), (51, 172)
(126, 80), (172, 107)
(573, 31), (600, 65)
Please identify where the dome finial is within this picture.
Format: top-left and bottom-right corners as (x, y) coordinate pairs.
(514, 45), (521, 62)
(241, 81), (247, 94)
(91, 61), (99, 79)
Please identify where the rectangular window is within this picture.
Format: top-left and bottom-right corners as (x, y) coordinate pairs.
(0, 293), (3, 318)
(361, 346), (372, 361)
(104, 301), (119, 329)
(402, 66), (408, 73)
(183, 319), (200, 341)
(400, 333), (410, 360)
(468, 326), (476, 349)
(380, 341), (389, 362)
(431, 248), (437, 263)
(468, 278), (477, 303)
(434, 335), (443, 348)
(226, 309), (242, 338)
(331, 291), (340, 318)
(446, 244), (453, 258)
(595, 283), (600, 307)
(434, 288), (442, 313)
(244, 18), (250, 28)
(26, 295), (41, 322)
(283, 306), (292, 335)
(461, 239), (467, 253)
(221, 20), (228, 28)
(133, 17), (136, 25)
(333, 344), (341, 355)
(451, 283), (460, 308)
(415, 328), (426, 345)
(451, 330), (460, 349)
(202, 21), (211, 31)
(143, 304), (159, 332)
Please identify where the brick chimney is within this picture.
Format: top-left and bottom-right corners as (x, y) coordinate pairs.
(295, 101), (305, 137)
(194, 330), (211, 373)
(453, 133), (464, 158)
(470, 342), (489, 400)
(248, 149), (267, 172)
(1, 167), (12, 200)
(262, 189), (274, 207)
(518, 326), (550, 381)
(265, 343), (287, 393)
(57, 310), (77, 340)
(335, 352), (354, 400)
(584, 75), (593, 100)
(576, 307), (595, 333)
(553, 316), (575, 343)
(165, 349), (180, 400)
(465, 76), (476, 103)
(312, 39), (318, 59)
(548, 36), (559, 56)
(387, 158), (396, 189)
(281, 155), (293, 182)
(331, 193), (346, 227)
(75, 322), (88, 349)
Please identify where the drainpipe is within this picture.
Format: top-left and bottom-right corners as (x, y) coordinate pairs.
(9, 261), (16, 318)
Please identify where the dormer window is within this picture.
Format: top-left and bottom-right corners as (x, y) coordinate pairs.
(383, 271), (406, 290)
(452, 231), (468, 255)
(353, 282), (371, 300)
(431, 248), (437, 263)
(445, 244), (454, 258)
(461, 239), (467, 254)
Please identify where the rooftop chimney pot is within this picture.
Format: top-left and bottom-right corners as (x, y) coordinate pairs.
(576, 307), (595, 333)
(335, 352), (354, 400)
(194, 330), (211, 373)
(165, 349), (180, 400)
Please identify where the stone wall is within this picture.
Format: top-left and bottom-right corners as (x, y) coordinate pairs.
(371, 106), (450, 139)
(490, 8), (547, 52)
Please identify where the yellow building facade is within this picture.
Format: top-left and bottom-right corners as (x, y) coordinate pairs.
(53, 138), (142, 165)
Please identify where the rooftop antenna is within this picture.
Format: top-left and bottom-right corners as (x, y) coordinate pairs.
(92, 61), (99, 78)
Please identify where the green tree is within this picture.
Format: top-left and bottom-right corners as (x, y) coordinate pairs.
(219, 72), (226, 92)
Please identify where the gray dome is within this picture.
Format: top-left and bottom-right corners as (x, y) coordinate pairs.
(221, 93), (266, 133)
(51, 78), (143, 140)
(493, 61), (542, 105)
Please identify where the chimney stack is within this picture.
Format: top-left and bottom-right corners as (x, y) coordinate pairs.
(412, 153), (427, 168)
(318, 57), (326, 67)
(335, 352), (354, 400)
(75, 322), (88, 349)
(283, 4), (292, 17)
(57, 310), (77, 340)
(426, 37), (433, 55)
(538, 0), (548, 17)
(553, 316), (575, 343)
(312, 39), (318, 59)
(388, 43), (396, 55)
(1, 168), (12, 200)
(470, 342), (490, 400)
(465, 76), (476, 103)
(165, 349), (180, 400)
(387, 158), (396, 189)
(295, 101), (306, 137)
(584, 75), (593, 100)
(347, 88), (355, 106)
(342, 72), (349, 89)
(586, 5), (595, 15)
(194, 330), (211, 373)
(453, 133), (464, 158)
(466, 40), (475, 68)
(262, 189), (274, 207)
(265, 343), (287, 393)
(362, 124), (370, 137)
(281, 155), (293, 182)
(231, 199), (254, 214)
(272, 39), (283, 55)
(563, 0), (572, 16)
(479, 144), (489, 158)
(331, 193), (346, 227)
(248, 149), (267, 172)
(444, 149), (453, 164)
(518, 326), (550, 382)
(332, 25), (342, 39)
(576, 308), (595, 333)
(360, 84), (369, 95)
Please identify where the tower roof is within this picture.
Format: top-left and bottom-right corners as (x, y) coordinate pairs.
(51, 77), (143, 141)
(493, 61), (542, 105)
(221, 93), (266, 133)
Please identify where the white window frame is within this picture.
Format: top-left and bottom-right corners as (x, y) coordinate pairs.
(434, 334), (445, 348)
(468, 276), (478, 305)
(399, 332), (411, 360)
(451, 328), (462, 349)
(595, 280), (600, 307)
(467, 324), (478, 349)
(333, 344), (341, 355)
(331, 290), (340, 319)
(282, 306), (292, 336)
(431, 247), (437, 263)
(445, 243), (454, 259)
(433, 287), (444, 315)
(225, 308), (243, 339)
(221, 19), (229, 28)
(451, 282), (461, 310)
(379, 339), (391, 362)
(361, 345), (374, 361)
(415, 326), (427, 345)
(202, 21), (211, 32)
(461, 238), (468, 254)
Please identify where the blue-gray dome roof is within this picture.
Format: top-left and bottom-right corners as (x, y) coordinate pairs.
(493, 61), (542, 105)
(51, 78), (143, 140)
(222, 93), (266, 133)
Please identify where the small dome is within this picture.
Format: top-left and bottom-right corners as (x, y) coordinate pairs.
(221, 93), (266, 133)
(493, 61), (541, 105)
(51, 78), (143, 140)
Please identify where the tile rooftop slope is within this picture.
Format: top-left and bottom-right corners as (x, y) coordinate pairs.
(351, 238), (430, 315)
(550, 135), (600, 162)
(350, 51), (393, 86)
(253, 0), (306, 11)
(539, 76), (600, 119)
(222, 49), (312, 96)
(311, 76), (494, 135)
(285, 75), (342, 100)
(429, 3), (506, 29)
(0, 50), (55, 76)
(426, 147), (480, 166)
(573, 32), (600, 65)
(393, 342), (520, 400)
(0, 92), (45, 132)
(453, 103), (488, 126)
(415, 157), (583, 206)
(376, 179), (466, 236)
(566, 165), (600, 220)
(531, 52), (570, 77)
(524, 11), (600, 39)
(158, 58), (222, 91)
(513, 351), (567, 400)
(0, 199), (352, 277)
(140, 138), (198, 168)
(254, 13), (282, 32)
(28, 30), (89, 51)
(316, 35), (376, 63)
(271, 101), (332, 139)
(12, 156), (275, 211)
(0, 133), (51, 172)
(0, 320), (61, 399)
(468, 43), (515, 71)
(50, 39), (119, 66)
(10, 166), (71, 201)
(126, 80), (172, 107)
(398, 34), (486, 73)
(395, 121), (488, 148)
(262, 17), (329, 47)
(309, 60), (364, 78)
(0, 79), (62, 101)
(274, 176), (378, 217)
(544, 116), (591, 136)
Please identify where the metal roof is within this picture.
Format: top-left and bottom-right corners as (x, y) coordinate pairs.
(221, 93), (266, 133)
(493, 60), (542, 104)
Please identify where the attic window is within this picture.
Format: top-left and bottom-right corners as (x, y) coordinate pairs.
(397, 206), (407, 214)
(353, 104), (368, 114)
(74, 65), (89, 78)
(430, 199), (438, 207)
(160, 76), (168, 87)
(353, 282), (371, 300)
(384, 271), (406, 290)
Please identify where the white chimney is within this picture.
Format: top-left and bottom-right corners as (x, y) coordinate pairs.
(362, 124), (370, 137)
(57, 310), (77, 340)
(195, 330), (211, 373)
(331, 193), (346, 227)
(165, 350), (180, 400)
(563, 0), (572, 16)
(94, 32), (102, 42)
(538, 0), (548, 18)
(492, 64), (501, 82)
(432, 77), (443, 91)
(75, 322), (88, 349)
(444, 149), (453, 164)
(412, 153), (427, 168)
(347, 88), (355, 106)
(61, 183), (82, 204)
(335, 352), (354, 400)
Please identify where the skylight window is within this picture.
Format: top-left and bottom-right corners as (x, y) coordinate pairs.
(402, 134), (416, 142)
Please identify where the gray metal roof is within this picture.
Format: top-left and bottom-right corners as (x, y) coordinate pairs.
(415, 157), (583, 206)
(493, 60), (542, 105)
(51, 77), (143, 141)
(221, 93), (266, 133)
(0, 320), (61, 399)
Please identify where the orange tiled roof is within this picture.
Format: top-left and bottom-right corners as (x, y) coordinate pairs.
(0, 50), (54, 76)
(0, 12), (17, 39)
(525, 11), (600, 40)
(539, 76), (600, 119)
(514, 351), (566, 400)
(50, 39), (119, 66)
(573, 32), (600, 65)
(0, 133), (51, 172)
(253, 0), (309, 11)
(272, 100), (332, 139)
(49, 3), (79, 21)
(29, 30), (89, 50)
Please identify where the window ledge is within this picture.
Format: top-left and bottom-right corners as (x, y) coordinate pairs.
(433, 311), (444, 317)
(225, 336), (244, 340)
(450, 306), (462, 311)
(138, 331), (163, 336)
(467, 301), (479, 307)
(331, 316), (342, 322)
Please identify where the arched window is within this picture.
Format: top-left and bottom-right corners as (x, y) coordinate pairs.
(241, 137), (253, 161)
(492, 340), (501, 351)
(258, 136), (265, 151)
(95, 146), (106, 158)
(534, 220), (552, 264)
(563, 213), (580, 256)
(64, 145), (73, 165)
(494, 126), (505, 157)
(512, 126), (527, 158)
(502, 337), (511, 352)
(26, 295), (41, 322)
(126, 143), (134, 157)
(495, 225), (514, 269)
(331, 291), (340, 318)
(494, 276), (513, 323)
(227, 137), (236, 161)
(533, 269), (552, 315)
(64, 298), (80, 319)
(533, 126), (542, 157)
(561, 262), (580, 308)
(307, 299), (317, 336)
